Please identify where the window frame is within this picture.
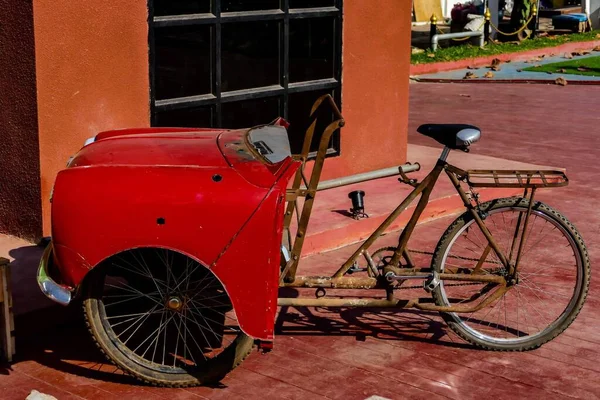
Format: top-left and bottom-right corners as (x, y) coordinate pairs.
(148, 0), (343, 156)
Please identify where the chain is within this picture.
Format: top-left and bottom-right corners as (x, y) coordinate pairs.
(434, 13), (534, 48)
(406, 249), (502, 265)
(365, 247), (503, 291)
(394, 249), (500, 290)
(489, 14), (534, 37)
(406, 249), (434, 256)
(394, 281), (483, 290)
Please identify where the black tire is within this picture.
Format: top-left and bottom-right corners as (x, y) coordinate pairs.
(431, 197), (590, 351)
(82, 248), (254, 387)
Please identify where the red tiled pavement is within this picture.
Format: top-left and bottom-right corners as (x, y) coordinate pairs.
(2, 82), (600, 399)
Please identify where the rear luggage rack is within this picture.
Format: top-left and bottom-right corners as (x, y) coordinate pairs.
(466, 170), (568, 188)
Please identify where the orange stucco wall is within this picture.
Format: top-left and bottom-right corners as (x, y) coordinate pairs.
(321, 0), (412, 181)
(31, 1), (410, 237)
(0, 0), (42, 241)
(33, 1), (151, 235)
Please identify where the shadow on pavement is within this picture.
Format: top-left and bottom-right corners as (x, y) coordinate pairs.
(6, 303), (141, 386)
(8, 244), (55, 316)
(275, 287), (474, 350)
(2, 269), (474, 387)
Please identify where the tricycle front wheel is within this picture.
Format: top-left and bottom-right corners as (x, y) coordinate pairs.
(82, 248), (254, 387)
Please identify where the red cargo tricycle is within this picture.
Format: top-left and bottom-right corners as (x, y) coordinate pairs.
(37, 95), (589, 387)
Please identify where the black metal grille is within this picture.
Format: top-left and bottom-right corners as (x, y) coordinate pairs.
(148, 0), (343, 155)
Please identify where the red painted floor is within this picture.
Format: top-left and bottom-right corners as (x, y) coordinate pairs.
(3, 83), (600, 399)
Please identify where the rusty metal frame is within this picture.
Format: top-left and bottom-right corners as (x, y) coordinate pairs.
(278, 95), (557, 313)
(465, 169), (568, 188)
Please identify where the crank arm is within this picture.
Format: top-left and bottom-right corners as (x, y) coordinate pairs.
(385, 272), (431, 282)
(385, 271), (440, 293)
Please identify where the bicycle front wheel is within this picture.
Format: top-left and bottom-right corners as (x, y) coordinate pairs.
(431, 197), (590, 351)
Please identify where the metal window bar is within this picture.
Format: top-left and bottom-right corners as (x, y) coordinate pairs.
(153, 13), (216, 27)
(148, 0), (157, 126)
(149, 0), (343, 154)
(214, 0), (222, 127)
(281, 0), (290, 120)
(155, 79), (340, 111)
(153, 7), (340, 27)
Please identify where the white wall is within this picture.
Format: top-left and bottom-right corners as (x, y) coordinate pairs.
(442, 0), (454, 18)
(584, 0), (600, 29)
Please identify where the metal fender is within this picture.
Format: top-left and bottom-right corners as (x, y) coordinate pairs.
(210, 162), (298, 340)
(50, 164), (268, 287)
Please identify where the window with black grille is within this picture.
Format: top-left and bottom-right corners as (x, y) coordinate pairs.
(149, 0), (343, 155)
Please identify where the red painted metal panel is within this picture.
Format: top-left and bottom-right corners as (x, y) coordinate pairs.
(95, 127), (223, 141)
(51, 165), (268, 286)
(211, 163), (298, 340)
(70, 130), (229, 169)
(50, 127), (300, 339)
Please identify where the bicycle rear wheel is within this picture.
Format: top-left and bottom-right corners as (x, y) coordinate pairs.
(431, 197), (590, 351)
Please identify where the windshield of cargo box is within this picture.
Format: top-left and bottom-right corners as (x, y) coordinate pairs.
(247, 125), (292, 164)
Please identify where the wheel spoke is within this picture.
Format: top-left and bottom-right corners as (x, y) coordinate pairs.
(173, 313), (201, 364)
(96, 249), (247, 373)
(133, 312), (177, 353)
(105, 283), (163, 308)
(156, 248), (179, 292)
(178, 311), (210, 360)
(178, 307), (230, 345)
(103, 291), (160, 299)
(173, 310), (183, 367)
(190, 292), (230, 306)
(149, 310), (167, 363)
(112, 261), (169, 287)
(188, 298), (239, 322)
(187, 276), (221, 302)
(129, 251), (166, 297)
(103, 290), (161, 307)
(187, 306), (240, 334)
(118, 304), (161, 343)
(104, 311), (160, 321)
(110, 311), (161, 329)
(170, 262), (203, 293)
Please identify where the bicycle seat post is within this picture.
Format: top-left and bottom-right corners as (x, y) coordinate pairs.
(439, 146), (450, 162)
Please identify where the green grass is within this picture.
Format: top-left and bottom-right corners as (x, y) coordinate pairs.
(411, 31), (600, 65)
(522, 55), (600, 76)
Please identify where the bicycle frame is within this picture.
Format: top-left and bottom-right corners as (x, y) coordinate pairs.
(278, 95), (568, 313)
